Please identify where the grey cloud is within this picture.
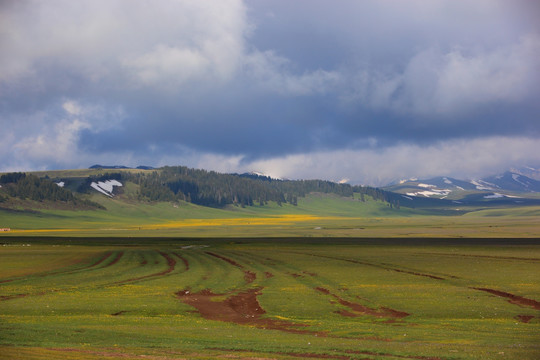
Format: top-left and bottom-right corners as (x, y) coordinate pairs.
(1, 0), (539, 182)
(238, 136), (540, 186)
(343, 35), (540, 116)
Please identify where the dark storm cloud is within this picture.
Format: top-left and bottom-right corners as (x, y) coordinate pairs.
(1, 0), (539, 183)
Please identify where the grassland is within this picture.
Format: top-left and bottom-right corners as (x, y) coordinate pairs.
(2, 190), (540, 238)
(1, 238), (539, 360)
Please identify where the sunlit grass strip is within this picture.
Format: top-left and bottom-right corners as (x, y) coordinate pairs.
(144, 214), (342, 229)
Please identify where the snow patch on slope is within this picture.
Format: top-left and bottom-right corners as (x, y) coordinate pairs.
(471, 180), (498, 191)
(511, 174), (530, 188)
(90, 180), (123, 197)
(406, 188), (451, 198)
(484, 193), (504, 199)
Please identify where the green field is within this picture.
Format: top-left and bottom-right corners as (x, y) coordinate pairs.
(2, 191), (540, 238)
(1, 238), (539, 359)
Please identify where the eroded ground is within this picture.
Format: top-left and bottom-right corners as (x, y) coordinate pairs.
(1, 239), (539, 359)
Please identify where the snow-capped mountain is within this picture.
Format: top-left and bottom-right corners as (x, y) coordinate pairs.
(383, 171), (540, 200)
(480, 171), (540, 193)
(509, 166), (540, 181)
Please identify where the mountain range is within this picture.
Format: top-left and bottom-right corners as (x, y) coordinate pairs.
(1, 166), (540, 218)
(383, 169), (540, 204)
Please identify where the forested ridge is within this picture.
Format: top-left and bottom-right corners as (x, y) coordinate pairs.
(0, 166), (401, 210)
(123, 166), (400, 208)
(0, 173), (103, 208)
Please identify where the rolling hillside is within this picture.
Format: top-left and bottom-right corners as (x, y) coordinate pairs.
(1, 165), (540, 237)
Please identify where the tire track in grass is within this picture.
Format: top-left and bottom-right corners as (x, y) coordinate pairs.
(228, 250), (410, 322)
(112, 251), (179, 285)
(471, 287), (540, 323)
(0, 251), (115, 284)
(230, 250), (320, 284)
(212, 347), (445, 360)
(243, 251), (413, 326)
(315, 287), (409, 321)
(177, 287), (320, 336)
(343, 349), (444, 360)
(172, 251), (190, 270)
(0, 251), (125, 301)
(295, 252), (445, 280)
(211, 348), (351, 359)
(472, 287), (540, 310)
(178, 251), (395, 342)
(419, 252), (540, 262)
(205, 251), (257, 284)
(103, 251), (124, 268)
(180, 251), (325, 336)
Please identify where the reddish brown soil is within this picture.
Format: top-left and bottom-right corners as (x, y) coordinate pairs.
(205, 251), (257, 285)
(206, 251), (243, 268)
(289, 272), (303, 278)
(315, 287), (409, 320)
(315, 287), (331, 295)
(336, 309), (358, 317)
(0, 290), (51, 302)
(472, 287), (540, 310)
(110, 310), (128, 316)
(176, 287), (313, 335)
(177, 286), (392, 342)
(264, 271), (274, 278)
(173, 252), (190, 270)
(0, 293), (30, 301)
(106, 251), (124, 267)
(244, 271), (257, 284)
(384, 267), (444, 280)
(516, 315), (535, 323)
(88, 251), (114, 268)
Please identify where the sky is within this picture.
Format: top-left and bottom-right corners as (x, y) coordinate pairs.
(1, 0), (539, 185)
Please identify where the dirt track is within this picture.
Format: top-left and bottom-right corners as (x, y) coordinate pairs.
(472, 287), (540, 310)
(176, 288), (313, 335)
(315, 287), (409, 320)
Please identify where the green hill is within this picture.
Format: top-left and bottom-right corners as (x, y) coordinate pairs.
(1, 166), (539, 237)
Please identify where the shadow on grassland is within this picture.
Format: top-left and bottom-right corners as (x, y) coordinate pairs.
(0, 236), (539, 247)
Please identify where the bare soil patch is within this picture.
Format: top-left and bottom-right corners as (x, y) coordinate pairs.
(315, 287), (409, 320)
(206, 251), (243, 268)
(244, 271), (257, 284)
(516, 315), (535, 323)
(472, 287), (540, 310)
(111, 310), (129, 316)
(173, 252), (190, 270)
(176, 288), (315, 335)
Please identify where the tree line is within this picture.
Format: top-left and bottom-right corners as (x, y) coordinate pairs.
(0, 172), (103, 208)
(0, 168), (401, 210)
(119, 166), (400, 209)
